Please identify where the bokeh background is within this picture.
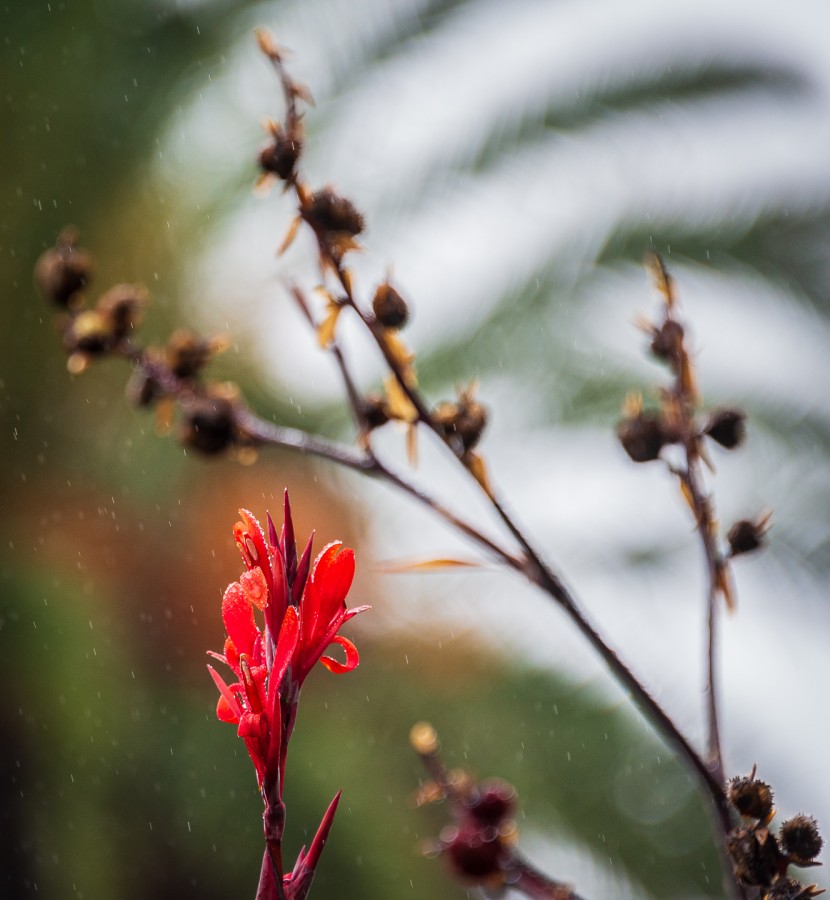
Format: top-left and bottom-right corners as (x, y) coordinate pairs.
(3, 1), (830, 897)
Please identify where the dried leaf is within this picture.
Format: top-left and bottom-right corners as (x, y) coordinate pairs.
(716, 563), (736, 612)
(680, 353), (701, 405)
(644, 251), (676, 307)
(406, 422), (418, 467)
(376, 557), (484, 574)
(277, 216), (302, 255)
(382, 330), (418, 388)
(622, 390), (643, 418)
(384, 374), (418, 423)
(679, 477), (696, 516)
(317, 300), (342, 348)
(465, 451), (494, 498)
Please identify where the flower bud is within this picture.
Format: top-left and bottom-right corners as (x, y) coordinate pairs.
(35, 228), (93, 308)
(705, 408), (746, 449)
(779, 815), (823, 863)
(125, 369), (163, 408)
(729, 775), (774, 820)
(372, 282), (409, 329)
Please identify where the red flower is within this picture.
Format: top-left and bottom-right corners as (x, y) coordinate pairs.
(206, 492), (368, 788)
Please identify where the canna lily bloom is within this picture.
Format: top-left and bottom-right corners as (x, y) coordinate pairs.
(207, 491), (369, 789)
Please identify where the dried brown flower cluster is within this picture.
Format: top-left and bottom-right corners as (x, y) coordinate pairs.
(410, 723), (581, 900)
(726, 769), (824, 898)
(35, 230), (251, 459)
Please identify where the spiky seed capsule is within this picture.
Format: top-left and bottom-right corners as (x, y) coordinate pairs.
(35, 229), (93, 308)
(779, 815), (823, 862)
(729, 775), (774, 820)
(726, 827), (783, 887)
(764, 877), (821, 899)
(650, 319), (684, 363)
(727, 519), (766, 557)
(372, 283), (409, 329)
(179, 395), (237, 455)
(258, 133), (302, 181)
(616, 410), (668, 463)
(305, 188), (364, 237)
(705, 408), (746, 449)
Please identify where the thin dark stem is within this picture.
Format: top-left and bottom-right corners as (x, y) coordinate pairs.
(507, 858), (585, 900)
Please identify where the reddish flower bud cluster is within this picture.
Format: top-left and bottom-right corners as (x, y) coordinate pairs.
(207, 491), (369, 899)
(725, 769), (824, 898)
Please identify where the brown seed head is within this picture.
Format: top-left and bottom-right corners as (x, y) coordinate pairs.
(616, 410), (669, 463)
(780, 815), (823, 863)
(165, 330), (214, 380)
(705, 408), (746, 449)
(179, 394), (238, 455)
(125, 368), (164, 408)
(63, 309), (113, 357)
(304, 188), (364, 238)
(434, 391), (488, 454)
(466, 779), (517, 828)
(764, 877), (825, 899)
(650, 319), (685, 364)
(258, 129), (303, 181)
(727, 826), (783, 887)
(729, 775), (774, 820)
(95, 283), (146, 343)
(728, 518), (769, 558)
(360, 393), (390, 431)
(372, 282), (409, 329)
(443, 824), (506, 884)
(35, 228), (93, 308)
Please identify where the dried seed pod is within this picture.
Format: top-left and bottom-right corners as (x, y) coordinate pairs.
(779, 815), (823, 863)
(616, 410), (668, 463)
(434, 391), (488, 454)
(63, 309), (112, 357)
(705, 408), (746, 449)
(372, 282), (409, 329)
(96, 283), (146, 343)
(125, 369), (163, 408)
(35, 228), (93, 308)
(650, 319), (684, 363)
(727, 826), (783, 887)
(179, 394), (237, 455)
(165, 330), (214, 379)
(729, 774), (774, 820)
(465, 779), (517, 828)
(764, 877), (821, 899)
(258, 126), (303, 181)
(360, 393), (390, 431)
(443, 824), (506, 884)
(303, 188), (364, 246)
(727, 517), (769, 557)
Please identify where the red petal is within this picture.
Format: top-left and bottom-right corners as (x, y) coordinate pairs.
(303, 543), (354, 640)
(207, 665), (241, 722)
(240, 566), (269, 610)
(319, 635), (360, 674)
(234, 509), (270, 573)
(222, 581), (259, 657)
